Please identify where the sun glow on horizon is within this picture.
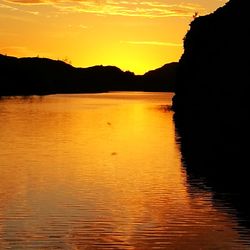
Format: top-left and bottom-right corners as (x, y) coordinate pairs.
(0, 0), (227, 74)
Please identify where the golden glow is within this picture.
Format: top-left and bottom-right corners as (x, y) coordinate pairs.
(0, 93), (247, 248)
(0, 0), (227, 73)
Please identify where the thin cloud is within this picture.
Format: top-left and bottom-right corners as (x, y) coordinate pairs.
(0, 2), (18, 10)
(121, 40), (182, 47)
(3, 0), (204, 18)
(1, 2), (39, 15)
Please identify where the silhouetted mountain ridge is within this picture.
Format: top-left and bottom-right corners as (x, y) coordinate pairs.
(0, 54), (177, 96)
(138, 62), (177, 91)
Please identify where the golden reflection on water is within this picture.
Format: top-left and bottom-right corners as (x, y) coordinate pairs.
(0, 92), (249, 249)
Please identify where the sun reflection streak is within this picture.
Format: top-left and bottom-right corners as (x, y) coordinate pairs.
(0, 93), (249, 249)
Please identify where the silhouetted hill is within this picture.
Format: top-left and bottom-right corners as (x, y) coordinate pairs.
(173, 0), (250, 167)
(138, 62), (177, 91)
(0, 54), (177, 96)
(173, 0), (250, 230)
(173, 0), (250, 181)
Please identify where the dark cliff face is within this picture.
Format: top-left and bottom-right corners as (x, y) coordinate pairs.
(173, 0), (250, 228)
(174, 0), (250, 113)
(173, 0), (250, 175)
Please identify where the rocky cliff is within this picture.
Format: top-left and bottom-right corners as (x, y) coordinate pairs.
(173, 0), (250, 174)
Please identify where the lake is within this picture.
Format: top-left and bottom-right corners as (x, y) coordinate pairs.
(0, 92), (250, 249)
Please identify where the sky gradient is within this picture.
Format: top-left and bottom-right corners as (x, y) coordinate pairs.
(0, 0), (227, 73)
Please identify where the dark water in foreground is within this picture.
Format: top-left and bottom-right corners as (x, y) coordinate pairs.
(0, 92), (250, 249)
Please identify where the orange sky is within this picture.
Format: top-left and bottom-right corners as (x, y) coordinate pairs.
(0, 0), (227, 73)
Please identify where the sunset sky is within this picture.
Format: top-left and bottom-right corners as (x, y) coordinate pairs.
(0, 0), (227, 73)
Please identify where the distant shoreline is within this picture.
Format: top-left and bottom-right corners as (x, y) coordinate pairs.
(0, 54), (177, 97)
(0, 91), (175, 100)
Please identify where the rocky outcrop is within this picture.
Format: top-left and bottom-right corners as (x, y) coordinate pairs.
(173, 0), (250, 174)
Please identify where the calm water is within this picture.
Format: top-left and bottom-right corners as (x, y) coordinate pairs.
(0, 92), (250, 249)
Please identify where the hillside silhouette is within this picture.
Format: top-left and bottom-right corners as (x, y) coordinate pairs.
(0, 54), (177, 96)
(173, 0), (250, 171)
(173, 0), (250, 230)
